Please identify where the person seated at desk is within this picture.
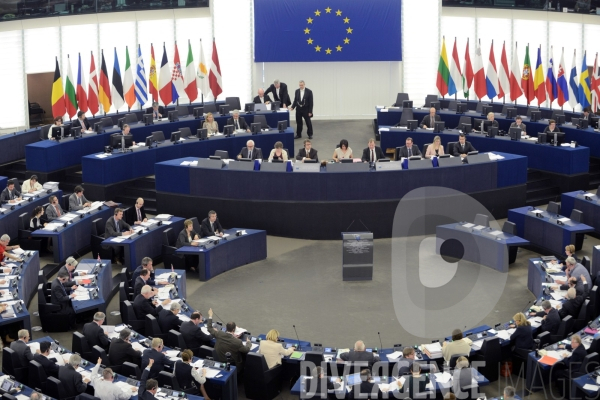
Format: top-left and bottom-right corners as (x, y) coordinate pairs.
(253, 88), (271, 104)
(202, 112), (219, 135)
(237, 139), (263, 160)
(452, 356), (473, 397)
(121, 123), (135, 145)
(141, 338), (175, 379)
(126, 197), (147, 226)
(109, 328), (142, 367)
(59, 354), (90, 398)
(510, 115), (527, 133)
(177, 219), (200, 272)
(59, 257), (84, 289)
(46, 195), (65, 222)
(105, 208), (134, 265)
(333, 139), (353, 161)
(530, 300), (560, 335)
(134, 268), (152, 297)
(200, 210), (224, 238)
(485, 112), (499, 131)
(337, 340), (380, 366)
(139, 359), (159, 400)
(147, 101), (165, 120)
(544, 119), (562, 133)
(9, 329), (37, 366)
(582, 107), (593, 123)
(268, 141), (289, 162)
(399, 363), (431, 399)
(22, 175), (42, 193)
(509, 312), (534, 351)
(0, 181), (21, 204)
(397, 137), (421, 158)
(305, 366), (341, 399)
(34, 341), (60, 378)
(133, 285), (171, 320)
(568, 275), (590, 298)
(48, 116), (63, 139)
(555, 257), (591, 295)
(132, 257), (167, 287)
(420, 107), (441, 128)
(91, 357), (136, 399)
(442, 328), (471, 365)
(158, 302), (182, 334)
(425, 135), (445, 158)
(174, 349), (210, 398)
(69, 185), (91, 211)
(206, 308), (252, 374)
(0, 234), (22, 262)
(83, 311), (111, 351)
(180, 311), (213, 349)
(554, 334), (588, 397)
(258, 329), (295, 369)
(72, 111), (92, 133)
(347, 369), (381, 399)
(558, 288), (583, 319)
(453, 134), (476, 159)
(30, 206), (47, 231)
(295, 139), (318, 163)
(551, 244), (579, 270)
(361, 138), (385, 162)
(227, 110), (250, 132)
(51, 271), (77, 329)
(398, 346), (437, 375)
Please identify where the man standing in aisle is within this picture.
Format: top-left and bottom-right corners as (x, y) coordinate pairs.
(290, 80), (313, 139)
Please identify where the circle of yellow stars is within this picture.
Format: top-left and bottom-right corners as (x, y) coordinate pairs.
(305, 7), (352, 55)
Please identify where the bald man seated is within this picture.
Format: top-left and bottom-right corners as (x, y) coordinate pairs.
(337, 340), (380, 366)
(253, 88), (271, 104)
(237, 140), (263, 160)
(420, 107), (441, 128)
(126, 197), (148, 226)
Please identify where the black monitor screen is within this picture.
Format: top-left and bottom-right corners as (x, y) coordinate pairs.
(271, 101), (281, 111)
(460, 123), (471, 133)
(71, 126), (82, 138)
(402, 100), (413, 109)
(94, 122), (103, 132)
(550, 132), (566, 145)
(580, 118), (589, 129)
(51, 126), (64, 139)
(456, 103), (467, 114)
(555, 114), (566, 125)
(278, 121), (288, 132)
(488, 126), (498, 138)
(219, 105), (230, 115)
(168, 110), (179, 122)
(171, 131), (181, 142)
(530, 111), (541, 122)
(244, 103), (254, 112)
(251, 122), (261, 134)
(143, 114), (154, 125)
(407, 120), (418, 131)
(111, 135), (134, 149)
(193, 107), (204, 118)
(197, 128), (208, 139)
(118, 117), (126, 129)
(430, 101), (440, 111)
(223, 125), (234, 136)
(590, 116), (599, 129)
(481, 105), (493, 116)
(433, 121), (445, 133)
(473, 119), (486, 132)
(506, 108), (517, 119)
(538, 132), (547, 144)
(508, 127), (522, 141)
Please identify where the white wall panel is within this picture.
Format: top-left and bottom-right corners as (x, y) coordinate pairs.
(25, 27), (60, 74)
(0, 30), (26, 129)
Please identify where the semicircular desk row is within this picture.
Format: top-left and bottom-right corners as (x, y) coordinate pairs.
(154, 152), (527, 240)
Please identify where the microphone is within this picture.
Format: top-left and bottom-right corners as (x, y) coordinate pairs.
(292, 325), (301, 350)
(377, 332), (383, 352)
(211, 310), (224, 323)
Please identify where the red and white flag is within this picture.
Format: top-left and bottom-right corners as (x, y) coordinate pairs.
(592, 53), (600, 112)
(509, 42), (523, 102)
(498, 42), (510, 99)
(473, 40), (486, 100)
(88, 52), (99, 115)
(208, 39), (223, 99)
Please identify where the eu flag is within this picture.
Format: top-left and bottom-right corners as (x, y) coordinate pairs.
(254, 0), (401, 62)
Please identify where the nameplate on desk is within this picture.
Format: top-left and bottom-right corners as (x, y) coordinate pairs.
(527, 210), (544, 218)
(576, 192), (596, 201)
(455, 223), (474, 232)
(556, 217), (571, 225)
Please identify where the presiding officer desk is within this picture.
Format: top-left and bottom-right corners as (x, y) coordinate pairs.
(0, 250), (38, 331)
(155, 153), (527, 239)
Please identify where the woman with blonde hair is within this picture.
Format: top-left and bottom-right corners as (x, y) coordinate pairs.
(202, 112), (219, 135)
(258, 329), (295, 369)
(425, 135), (445, 158)
(509, 312), (534, 351)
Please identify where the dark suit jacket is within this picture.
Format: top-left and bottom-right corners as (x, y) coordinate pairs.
(146, 106), (166, 119)
(253, 95), (270, 104)
(510, 325), (534, 350)
(9, 340), (34, 366)
(200, 218), (224, 238)
(50, 278), (73, 314)
(138, 367), (158, 400)
(295, 148), (318, 162)
(133, 294), (163, 320)
(402, 375), (430, 399)
(180, 320), (212, 349)
(174, 360), (197, 390)
(68, 193), (90, 212)
(305, 377), (341, 399)
(206, 318), (251, 367)
(538, 308), (561, 335)
(563, 344), (587, 370)
(544, 126), (562, 133)
(58, 265), (76, 288)
(33, 353), (59, 377)
(349, 381), (381, 399)
(126, 205), (147, 225)
(238, 147), (263, 160)
(292, 88), (314, 114)
(339, 350), (380, 366)
(510, 122), (527, 131)
(420, 115), (441, 128)
(0, 188), (20, 203)
(59, 364), (87, 398)
(133, 277), (147, 298)
(264, 83), (291, 106)
(397, 145), (422, 159)
(397, 358), (434, 376)
(158, 308), (181, 334)
(83, 321), (110, 350)
(361, 146), (385, 162)
(141, 348), (175, 378)
(452, 141), (476, 157)
(108, 338), (142, 366)
(227, 117), (249, 130)
(176, 229), (198, 248)
(132, 266), (155, 287)
(105, 216), (132, 238)
(559, 296), (583, 319)
(72, 118), (91, 131)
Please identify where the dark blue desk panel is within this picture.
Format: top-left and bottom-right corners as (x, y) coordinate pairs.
(82, 128), (295, 185)
(31, 205), (114, 263)
(176, 228), (267, 281)
(527, 258), (547, 299)
(561, 190), (600, 235)
(379, 126), (588, 176)
(102, 217), (185, 271)
(0, 190), (61, 241)
(0, 129), (41, 165)
(436, 223), (529, 273)
(593, 245), (600, 277)
(573, 372), (600, 399)
(0, 176), (6, 190)
(71, 258), (112, 313)
(0, 251), (39, 331)
(155, 268), (187, 299)
(508, 206), (594, 255)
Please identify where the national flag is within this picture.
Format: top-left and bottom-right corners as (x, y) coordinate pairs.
(498, 41), (510, 99)
(473, 40), (486, 100)
(112, 48), (125, 111)
(149, 44), (158, 102)
(88, 52), (99, 115)
(64, 55), (78, 119)
(208, 39), (223, 99)
(123, 46), (136, 109)
(171, 42), (184, 104)
(557, 48), (569, 107)
(98, 50), (112, 113)
(521, 45), (535, 105)
(592, 53), (600, 112)
(448, 39), (461, 97)
(463, 39), (473, 98)
(51, 58), (66, 118)
(485, 41), (499, 100)
(184, 40), (198, 103)
(509, 42), (522, 101)
(158, 45), (173, 106)
(197, 39), (209, 97)
(534, 46), (546, 105)
(579, 51), (591, 109)
(76, 53), (88, 113)
(568, 50), (579, 109)
(546, 46), (558, 103)
(436, 37), (450, 96)
(135, 44), (148, 107)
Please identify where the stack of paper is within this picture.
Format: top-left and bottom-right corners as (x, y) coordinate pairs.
(155, 214), (172, 220)
(433, 372), (452, 384)
(422, 342), (443, 359)
(114, 381), (137, 394)
(178, 314), (191, 322)
(157, 287), (171, 300)
(551, 291), (567, 301)
(73, 287), (91, 301)
(43, 223), (64, 231)
(471, 340), (484, 350)
(204, 369), (221, 378)
(165, 350), (180, 358)
(386, 351), (403, 361)
(132, 342), (145, 352)
(495, 331), (511, 341)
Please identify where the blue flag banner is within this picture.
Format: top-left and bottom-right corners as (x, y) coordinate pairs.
(254, 0), (401, 62)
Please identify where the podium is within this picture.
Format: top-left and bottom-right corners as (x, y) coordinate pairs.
(342, 232), (373, 281)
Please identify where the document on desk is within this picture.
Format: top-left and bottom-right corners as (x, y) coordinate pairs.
(95, 153), (111, 158)
(132, 342), (145, 352)
(495, 331), (511, 341)
(551, 291), (567, 301)
(59, 213), (80, 222)
(155, 214), (173, 220)
(386, 351), (403, 361)
(0, 208), (6, 213)
(73, 288), (91, 301)
(178, 314), (191, 322)
(165, 350), (180, 358)
(488, 230), (503, 236)
(234, 326), (247, 336)
(180, 161), (192, 166)
(204, 368), (221, 379)
(114, 381), (137, 394)
(191, 239), (210, 245)
(528, 316), (543, 328)
(157, 287), (171, 300)
(470, 340), (484, 350)
(27, 342), (41, 353)
(472, 225), (485, 231)
(111, 236), (128, 242)
(462, 223), (475, 228)
(207, 236), (222, 241)
(379, 128), (390, 132)
(583, 384), (600, 391)
(43, 223), (64, 231)
(557, 217), (571, 224)
(433, 372), (452, 384)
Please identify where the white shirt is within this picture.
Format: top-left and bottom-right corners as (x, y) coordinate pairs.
(90, 364), (133, 400)
(300, 89), (305, 102)
(22, 179), (43, 192)
(276, 87), (280, 99)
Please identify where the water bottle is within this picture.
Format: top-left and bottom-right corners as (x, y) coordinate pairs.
(225, 352), (232, 371)
(554, 133), (558, 146)
(121, 135), (125, 152)
(557, 1), (560, 11)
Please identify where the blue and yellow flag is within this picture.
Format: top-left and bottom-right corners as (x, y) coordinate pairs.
(253, 0), (401, 62)
(579, 51), (591, 108)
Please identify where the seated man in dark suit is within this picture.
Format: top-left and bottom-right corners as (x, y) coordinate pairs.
(531, 300), (561, 335)
(0, 181), (21, 204)
(397, 346), (437, 376)
(361, 138), (385, 162)
(139, 359), (159, 400)
(543, 119), (562, 133)
(51, 271), (76, 329)
(180, 312), (213, 349)
(420, 107), (441, 128)
(146, 101), (165, 120)
(45, 195), (65, 221)
(105, 208), (134, 264)
(33, 341), (60, 378)
(109, 328), (142, 367)
(237, 139), (263, 160)
(83, 312), (110, 351)
(558, 288), (583, 319)
(253, 88), (271, 104)
(295, 139), (318, 163)
(59, 354), (90, 398)
(68, 185), (91, 211)
(397, 137), (422, 158)
(72, 111), (92, 132)
(305, 366), (341, 398)
(9, 329), (37, 366)
(134, 268), (152, 298)
(452, 134), (476, 159)
(510, 115), (527, 132)
(554, 334), (588, 397)
(141, 338), (175, 378)
(158, 302), (182, 334)
(227, 110), (250, 132)
(126, 197), (148, 226)
(58, 256), (82, 290)
(133, 285), (170, 320)
(132, 257), (168, 287)
(200, 210), (224, 238)
(338, 340), (380, 367)
(206, 308), (251, 374)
